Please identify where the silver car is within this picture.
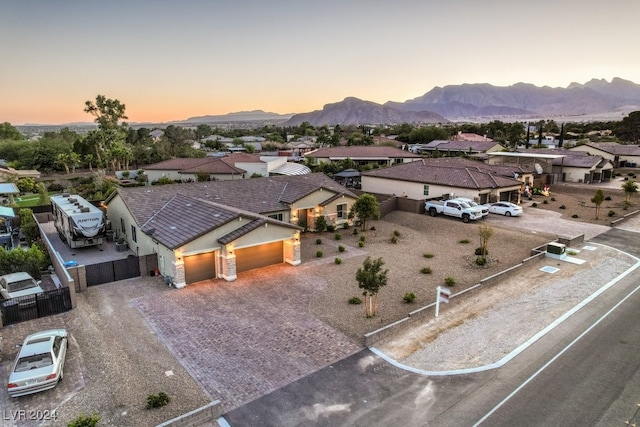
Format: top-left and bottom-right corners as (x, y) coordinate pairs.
(0, 272), (44, 300)
(7, 329), (68, 397)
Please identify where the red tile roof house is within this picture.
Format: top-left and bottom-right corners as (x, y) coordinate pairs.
(142, 153), (309, 183)
(105, 173), (357, 286)
(361, 157), (526, 205)
(304, 146), (423, 168)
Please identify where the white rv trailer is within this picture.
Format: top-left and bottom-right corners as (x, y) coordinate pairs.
(50, 194), (105, 249)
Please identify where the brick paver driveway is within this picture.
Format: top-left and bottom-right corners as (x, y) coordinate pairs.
(131, 265), (362, 412)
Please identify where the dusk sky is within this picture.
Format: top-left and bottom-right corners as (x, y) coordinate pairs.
(2, 0), (639, 125)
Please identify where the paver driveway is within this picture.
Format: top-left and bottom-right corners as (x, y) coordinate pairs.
(131, 265), (362, 412)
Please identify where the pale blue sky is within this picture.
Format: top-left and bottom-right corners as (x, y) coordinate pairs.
(1, 0), (638, 124)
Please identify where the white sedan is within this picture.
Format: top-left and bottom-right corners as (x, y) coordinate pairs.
(488, 202), (523, 217)
(7, 329), (68, 397)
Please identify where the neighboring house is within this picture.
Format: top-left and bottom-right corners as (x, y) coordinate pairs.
(514, 148), (614, 183)
(361, 157), (525, 204)
(305, 146), (423, 168)
(149, 129), (164, 141)
(0, 165), (41, 181)
(105, 173), (358, 286)
(409, 140), (504, 159)
(143, 154), (310, 183)
(570, 142), (640, 167)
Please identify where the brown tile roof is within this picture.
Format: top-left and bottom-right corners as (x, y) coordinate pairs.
(423, 140), (502, 152)
(362, 159), (520, 190)
(582, 142), (640, 156)
(143, 158), (214, 171)
(179, 159), (246, 175)
(110, 173), (355, 246)
(306, 146), (422, 159)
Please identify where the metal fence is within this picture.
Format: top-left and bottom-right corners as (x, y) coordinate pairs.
(1, 287), (72, 326)
(85, 256), (141, 286)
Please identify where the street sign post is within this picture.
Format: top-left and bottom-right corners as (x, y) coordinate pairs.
(435, 286), (451, 318)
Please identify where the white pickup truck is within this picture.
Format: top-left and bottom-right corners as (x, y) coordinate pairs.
(424, 199), (484, 223)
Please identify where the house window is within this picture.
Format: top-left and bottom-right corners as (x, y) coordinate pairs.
(268, 213), (284, 221)
(131, 225), (137, 243)
(337, 203), (347, 219)
(423, 185), (430, 196)
(120, 218), (126, 235)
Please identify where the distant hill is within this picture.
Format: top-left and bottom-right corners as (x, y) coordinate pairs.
(179, 110), (293, 123)
(283, 97), (447, 126)
(386, 77), (640, 120)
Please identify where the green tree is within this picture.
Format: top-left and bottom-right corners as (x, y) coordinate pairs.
(348, 193), (381, 231)
(84, 95), (129, 169)
(622, 180), (638, 203)
(615, 111), (640, 143)
(18, 208), (40, 246)
(0, 122), (23, 140)
(591, 189), (605, 219)
(356, 256), (389, 318)
(478, 224), (494, 257)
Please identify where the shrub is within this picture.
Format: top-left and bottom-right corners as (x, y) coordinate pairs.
(444, 276), (456, 286)
(370, 226), (376, 231)
(316, 250), (323, 257)
(393, 230), (401, 237)
(334, 257), (342, 264)
(352, 228), (359, 236)
(605, 196), (612, 201)
(316, 238), (322, 245)
(403, 292), (416, 303)
(47, 182), (64, 192)
(314, 216), (327, 233)
(349, 296), (362, 305)
(146, 392), (170, 409)
(475, 257), (486, 266)
(532, 202), (538, 207)
(559, 205), (566, 209)
(68, 413), (101, 427)
(358, 241), (365, 248)
(567, 250), (578, 256)
(421, 267), (432, 274)
(334, 233), (342, 240)
(423, 252), (434, 258)
(458, 239), (470, 244)
(608, 210), (616, 217)
(338, 245), (346, 252)
(359, 235), (366, 242)
(550, 197), (556, 201)
(390, 235), (398, 244)
(326, 224), (335, 232)
(572, 214), (579, 218)
(474, 247), (488, 256)
(543, 199), (548, 204)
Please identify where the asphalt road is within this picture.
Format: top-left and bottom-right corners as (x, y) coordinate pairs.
(222, 224), (640, 427)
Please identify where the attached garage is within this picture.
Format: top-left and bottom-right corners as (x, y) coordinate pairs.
(236, 241), (284, 273)
(184, 252), (216, 284)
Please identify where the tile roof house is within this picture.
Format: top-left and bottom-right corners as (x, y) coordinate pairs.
(143, 153), (309, 183)
(305, 146), (422, 168)
(409, 139), (504, 159)
(570, 142), (640, 167)
(361, 157), (525, 204)
(106, 173), (357, 286)
(515, 148), (614, 183)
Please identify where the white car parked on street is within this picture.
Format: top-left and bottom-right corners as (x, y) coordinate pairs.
(488, 202), (523, 217)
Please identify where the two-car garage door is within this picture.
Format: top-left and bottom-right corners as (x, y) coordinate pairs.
(235, 241), (283, 273)
(183, 241), (284, 284)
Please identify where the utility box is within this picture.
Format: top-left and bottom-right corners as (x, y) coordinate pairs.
(547, 242), (566, 255)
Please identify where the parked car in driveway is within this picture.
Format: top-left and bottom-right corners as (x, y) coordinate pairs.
(488, 202), (523, 217)
(7, 329), (68, 397)
(0, 272), (44, 300)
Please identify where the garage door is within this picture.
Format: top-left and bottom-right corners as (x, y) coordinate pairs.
(184, 252), (216, 284)
(235, 241), (283, 273)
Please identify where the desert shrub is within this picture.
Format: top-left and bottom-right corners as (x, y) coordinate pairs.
(608, 210), (616, 217)
(567, 250), (578, 256)
(68, 413), (100, 427)
(475, 257), (486, 266)
(338, 245), (345, 252)
(334, 257), (342, 264)
(532, 202), (538, 207)
(628, 172), (635, 176)
(393, 230), (401, 237)
(559, 205), (566, 209)
(316, 250), (323, 257)
(326, 224), (335, 232)
(474, 247), (488, 256)
(390, 235), (398, 244)
(572, 214), (579, 218)
(550, 197), (556, 201)
(334, 233), (342, 240)
(458, 239), (470, 244)
(349, 296), (362, 305)
(47, 182), (64, 192)
(421, 267), (432, 274)
(359, 235), (366, 242)
(605, 196), (612, 201)
(444, 276), (456, 286)
(370, 226), (376, 231)
(403, 292), (416, 303)
(316, 238), (322, 245)
(352, 228), (359, 236)
(543, 199), (548, 204)
(358, 241), (365, 248)
(423, 252), (434, 258)
(146, 392), (170, 409)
